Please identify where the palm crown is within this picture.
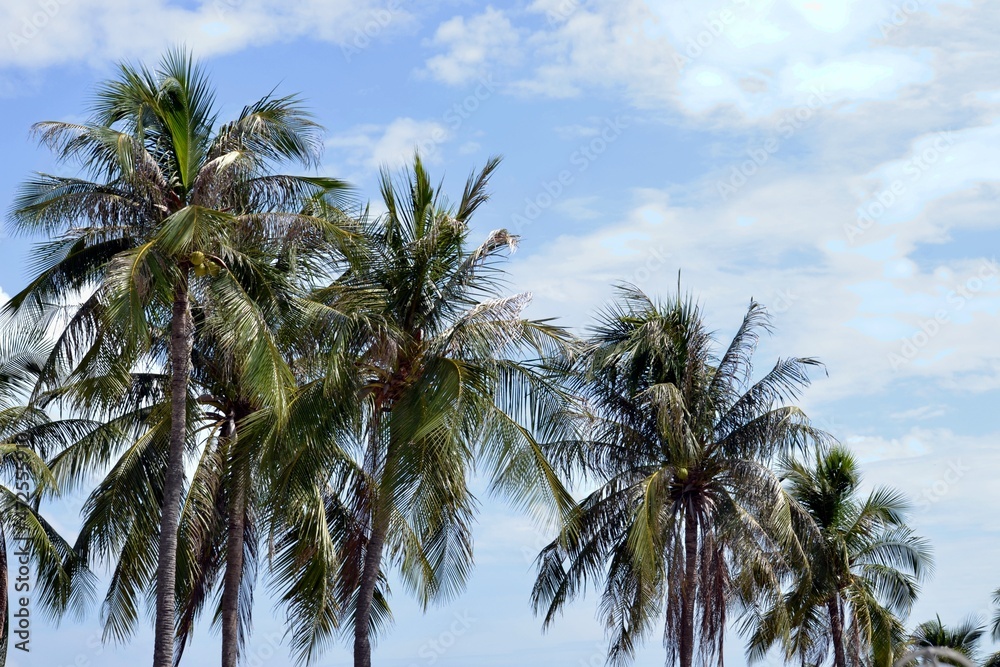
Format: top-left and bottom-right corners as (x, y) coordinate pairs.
(268, 155), (576, 666)
(908, 615), (986, 666)
(748, 445), (933, 667)
(533, 287), (826, 667)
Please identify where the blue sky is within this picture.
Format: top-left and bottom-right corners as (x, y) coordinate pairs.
(2, 0), (1000, 665)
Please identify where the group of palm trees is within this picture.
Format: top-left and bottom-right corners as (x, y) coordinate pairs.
(0, 49), (994, 667)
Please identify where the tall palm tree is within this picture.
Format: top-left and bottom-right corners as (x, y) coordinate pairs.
(747, 445), (933, 667)
(174, 213), (350, 666)
(7, 50), (342, 667)
(38, 259), (326, 667)
(35, 201), (351, 667)
(172, 331), (274, 667)
(532, 287), (826, 667)
(268, 155), (576, 667)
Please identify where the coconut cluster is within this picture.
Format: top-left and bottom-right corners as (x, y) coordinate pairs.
(190, 251), (221, 277)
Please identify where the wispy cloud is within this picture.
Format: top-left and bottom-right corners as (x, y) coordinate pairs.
(326, 117), (453, 174)
(0, 0), (415, 70)
(421, 6), (518, 85)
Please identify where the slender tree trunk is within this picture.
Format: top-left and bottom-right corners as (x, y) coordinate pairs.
(153, 278), (193, 667)
(828, 597), (847, 667)
(221, 416), (246, 667)
(680, 505), (698, 667)
(355, 406), (388, 667)
(354, 512), (388, 667)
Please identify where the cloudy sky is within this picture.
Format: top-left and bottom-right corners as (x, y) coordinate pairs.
(2, 0), (999, 665)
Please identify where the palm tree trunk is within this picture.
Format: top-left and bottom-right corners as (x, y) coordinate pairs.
(680, 506), (698, 667)
(354, 404), (388, 667)
(828, 597), (848, 667)
(221, 416), (246, 667)
(153, 278), (193, 667)
(354, 511), (388, 667)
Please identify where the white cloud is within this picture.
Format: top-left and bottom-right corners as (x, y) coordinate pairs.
(421, 6), (518, 85)
(370, 118), (450, 167)
(553, 123), (601, 139)
(422, 0), (969, 123)
(0, 0), (415, 71)
(326, 117), (452, 173)
(552, 196), (602, 220)
(443, 1), (999, 406)
(890, 404), (949, 421)
(509, 116), (1000, 402)
(515, 1), (679, 102)
(844, 427), (1000, 623)
(856, 427), (1000, 535)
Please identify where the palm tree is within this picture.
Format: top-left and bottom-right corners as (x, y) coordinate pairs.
(532, 287), (826, 667)
(268, 155), (576, 667)
(36, 201), (351, 667)
(0, 324), (94, 665)
(7, 50), (343, 667)
(747, 445), (933, 667)
(174, 220), (347, 666)
(897, 597), (1000, 667)
(38, 254), (330, 667)
(906, 615), (985, 666)
(172, 331), (275, 667)
(990, 588), (1000, 654)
